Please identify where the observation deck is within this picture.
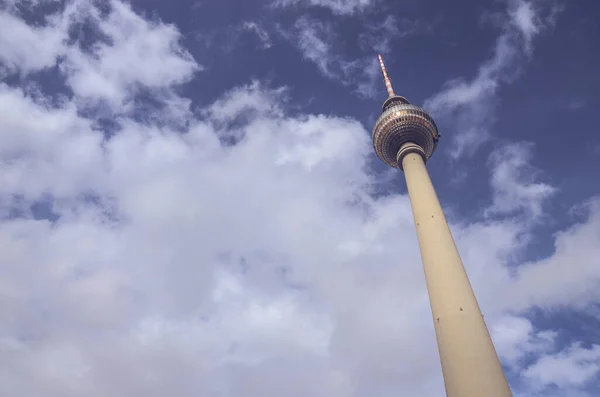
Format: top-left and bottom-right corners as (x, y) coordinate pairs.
(372, 98), (440, 169)
(372, 55), (440, 169)
(373, 55), (440, 169)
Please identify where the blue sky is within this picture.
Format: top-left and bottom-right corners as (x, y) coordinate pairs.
(0, 0), (599, 396)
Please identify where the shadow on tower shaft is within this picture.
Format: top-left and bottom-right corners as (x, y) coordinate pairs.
(373, 55), (513, 397)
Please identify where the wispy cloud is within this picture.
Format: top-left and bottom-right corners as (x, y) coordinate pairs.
(281, 16), (376, 94)
(241, 22), (273, 49)
(291, 16), (335, 78)
(524, 343), (600, 391)
(272, 0), (375, 15)
(510, 0), (564, 54)
(425, 0), (561, 159)
(358, 15), (434, 54)
(2, 1), (600, 396)
(283, 15), (430, 98)
(486, 142), (557, 220)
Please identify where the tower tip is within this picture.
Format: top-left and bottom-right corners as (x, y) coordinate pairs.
(378, 54), (395, 97)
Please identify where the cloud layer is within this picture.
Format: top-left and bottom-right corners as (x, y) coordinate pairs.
(0, 1), (599, 396)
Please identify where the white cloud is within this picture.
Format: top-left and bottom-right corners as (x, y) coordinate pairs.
(241, 22), (273, 49)
(424, 0), (557, 159)
(358, 15), (433, 55)
(360, 15), (400, 54)
(291, 17), (335, 78)
(0, 83), (104, 199)
(0, 76), (438, 396)
(205, 80), (286, 123)
(486, 142), (557, 219)
(510, 0), (563, 54)
(1, 1), (600, 396)
(62, 0), (200, 108)
(524, 343), (600, 390)
(511, 198), (600, 310)
(491, 317), (600, 396)
(491, 315), (557, 369)
(353, 16), (435, 98)
(273, 0), (374, 15)
(0, 0), (199, 109)
(0, 7), (67, 74)
(284, 16), (412, 98)
(511, 0), (540, 52)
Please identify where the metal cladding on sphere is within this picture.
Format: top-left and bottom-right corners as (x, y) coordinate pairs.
(373, 102), (440, 169)
(373, 55), (440, 169)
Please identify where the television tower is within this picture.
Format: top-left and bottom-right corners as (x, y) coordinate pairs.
(373, 54), (513, 397)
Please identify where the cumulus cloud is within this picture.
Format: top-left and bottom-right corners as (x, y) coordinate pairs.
(491, 315), (557, 369)
(241, 22), (273, 49)
(510, 0), (563, 54)
(1, 0), (199, 109)
(0, 10), (67, 74)
(63, 0), (200, 108)
(0, 78), (433, 395)
(1, 1), (600, 396)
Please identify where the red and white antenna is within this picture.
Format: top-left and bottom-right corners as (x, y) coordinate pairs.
(378, 54), (395, 97)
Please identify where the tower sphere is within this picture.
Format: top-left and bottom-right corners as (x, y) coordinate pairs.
(372, 54), (440, 169)
(372, 97), (440, 169)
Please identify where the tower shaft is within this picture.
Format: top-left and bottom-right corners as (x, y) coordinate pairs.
(401, 147), (512, 397)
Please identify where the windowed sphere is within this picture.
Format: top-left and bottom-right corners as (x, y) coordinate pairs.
(372, 103), (440, 168)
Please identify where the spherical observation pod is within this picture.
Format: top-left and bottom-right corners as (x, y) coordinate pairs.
(372, 100), (440, 169)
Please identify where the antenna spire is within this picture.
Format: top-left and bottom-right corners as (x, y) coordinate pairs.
(378, 54), (395, 97)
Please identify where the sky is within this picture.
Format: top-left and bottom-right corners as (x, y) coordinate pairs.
(0, 0), (599, 396)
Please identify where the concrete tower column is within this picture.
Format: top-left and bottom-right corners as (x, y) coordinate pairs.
(373, 54), (512, 396)
(398, 143), (513, 397)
